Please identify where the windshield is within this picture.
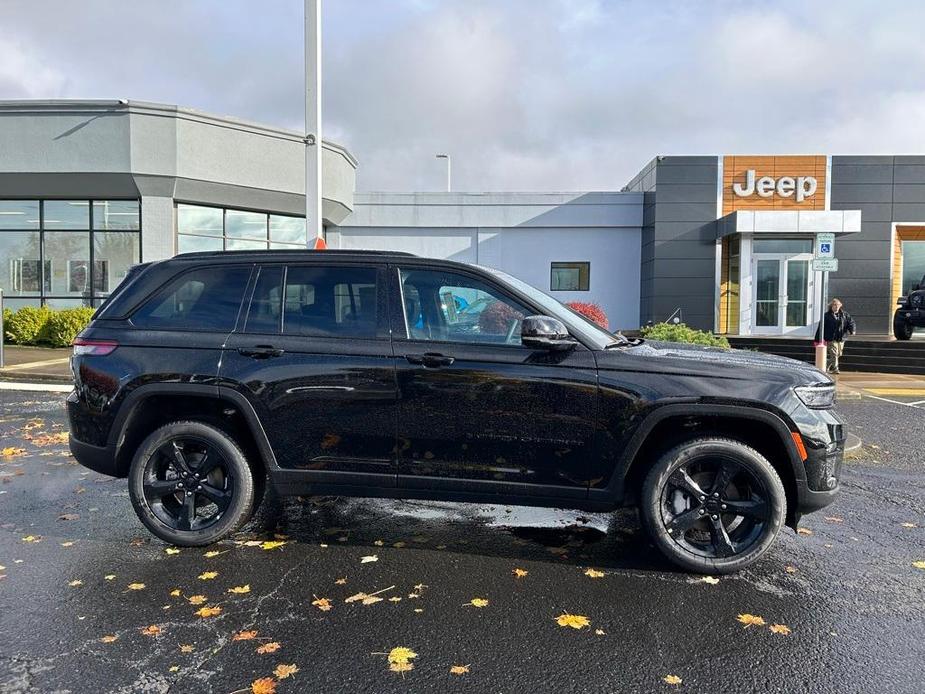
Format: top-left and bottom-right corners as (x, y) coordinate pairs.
(478, 266), (622, 349)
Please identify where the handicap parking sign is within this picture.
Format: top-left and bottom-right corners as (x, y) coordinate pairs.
(820, 242), (831, 254)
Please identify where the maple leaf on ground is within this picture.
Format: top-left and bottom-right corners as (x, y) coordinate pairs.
(584, 568), (605, 578)
(594, 628), (606, 635)
(68, 579), (83, 587)
(312, 596), (332, 611)
(141, 625), (162, 636)
(913, 560), (925, 570)
(198, 571), (218, 580)
(100, 635), (118, 643)
(127, 583), (146, 591)
(169, 589), (181, 597)
(512, 568), (528, 578)
(466, 598), (489, 608)
(21, 535), (41, 543)
(260, 540), (286, 551)
(195, 606), (222, 618)
(824, 516), (844, 523)
(180, 644), (194, 653)
(784, 566), (798, 574)
(233, 630), (258, 641)
(663, 674), (683, 685)
(334, 577), (347, 585)
(274, 663), (300, 680)
(61, 541), (75, 547)
(736, 613), (766, 628)
(555, 613), (591, 629)
(450, 665), (469, 675)
(360, 555), (378, 563)
(1, 447), (26, 458)
(203, 550), (225, 558)
(700, 576), (720, 585)
(900, 522), (918, 528)
(769, 624), (792, 635)
(164, 547), (180, 555)
(257, 642), (281, 654)
(187, 595), (208, 605)
(384, 646), (417, 674)
(250, 677), (277, 694)
(797, 527), (813, 536)
(228, 585), (251, 594)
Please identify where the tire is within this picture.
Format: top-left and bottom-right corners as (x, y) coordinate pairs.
(639, 437), (786, 574)
(893, 318), (914, 340)
(128, 420), (257, 546)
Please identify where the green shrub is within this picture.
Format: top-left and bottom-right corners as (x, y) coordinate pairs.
(641, 322), (730, 349)
(41, 307), (96, 347)
(4, 306), (52, 345)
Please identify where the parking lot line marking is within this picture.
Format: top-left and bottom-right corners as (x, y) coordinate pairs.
(865, 388), (925, 396)
(862, 393), (924, 409)
(0, 381), (73, 393)
(0, 357), (70, 371)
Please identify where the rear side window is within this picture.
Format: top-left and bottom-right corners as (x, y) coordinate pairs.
(280, 265), (379, 338)
(131, 266), (251, 332)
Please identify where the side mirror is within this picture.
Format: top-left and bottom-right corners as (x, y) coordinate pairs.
(521, 315), (577, 351)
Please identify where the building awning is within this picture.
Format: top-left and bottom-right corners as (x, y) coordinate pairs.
(716, 210), (862, 239)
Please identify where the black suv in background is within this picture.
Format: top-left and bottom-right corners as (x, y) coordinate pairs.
(894, 274), (925, 339)
(68, 251), (844, 573)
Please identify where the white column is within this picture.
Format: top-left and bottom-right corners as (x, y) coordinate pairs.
(140, 196), (175, 261)
(305, 0), (323, 241)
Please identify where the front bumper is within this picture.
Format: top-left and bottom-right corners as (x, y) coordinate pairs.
(792, 407), (845, 518)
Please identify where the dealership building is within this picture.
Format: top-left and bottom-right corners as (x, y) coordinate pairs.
(1, 99), (923, 337)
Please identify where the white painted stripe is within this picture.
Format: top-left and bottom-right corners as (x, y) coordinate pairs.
(0, 381), (73, 393)
(862, 393), (924, 409)
(0, 357), (70, 370)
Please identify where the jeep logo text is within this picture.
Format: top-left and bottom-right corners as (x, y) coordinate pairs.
(732, 169), (818, 202)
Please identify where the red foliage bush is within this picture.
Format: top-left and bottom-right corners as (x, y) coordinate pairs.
(478, 301), (524, 334)
(565, 301), (609, 329)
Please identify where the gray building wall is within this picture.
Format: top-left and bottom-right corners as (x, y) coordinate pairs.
(830, 155), (925, 334)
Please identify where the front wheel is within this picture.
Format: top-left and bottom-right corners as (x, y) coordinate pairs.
(894, 318), (914, 340)
(128, 421), (257, 546)
(640, 437), (786, 574)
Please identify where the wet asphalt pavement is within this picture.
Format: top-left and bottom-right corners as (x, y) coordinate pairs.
(0, 391), (923, 694)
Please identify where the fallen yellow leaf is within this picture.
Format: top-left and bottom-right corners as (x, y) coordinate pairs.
(389, 596), (402, 602)
(165, 547), (180, 555)
(385, 646), (417, 674)
(900, 522), (918, 528)
(450, 664), (469, 675)
(169, 589), (181, 597)
(21, 535), (41, 543)
(664, 674), (683, 685)
(736, 613), (766, 628)
(198, 571), (218, 580)
(335, 577), (347, 585)
(203, 550), (224, 557)
(555, 613), (590, 629)
(797, 527), (813, 536)
(180, 644), (194, 653)
(257, 641), (281, 654)
(250, 677), (277, 694)
(824, 516), (844, 523)
(127, 583), (146, 591)
(260, 541), (286, 551)
(584, 568), (605, 578)
(61, 541), (75, 547)
(187, 595), (208, 605)
(233, 630), (258, 641)
(512, 568), (528, 578)
(141, 625), (161, 636)
(105, 575), (116, 581)
(769, 624), (792, 635)
(360, 555), (378, 563)
(68, 579), (83, 587)
(312, 596), (333, 611)
(1, 447), (26, 458)
(467, 598), (489, 608)
(594, 628), (606, 635)
(700, 576), (720, 585)
(912, 560), (925, 570)
(228, 585), (251, 594)
(784, 566), (798, 574)
(195, 606), (221, 618)
(100, 635), (118, 643)
(274, 663), (300, 680)
(168, 665), (179, 673)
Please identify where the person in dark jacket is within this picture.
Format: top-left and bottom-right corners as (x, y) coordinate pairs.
(815, 298), (856, 374)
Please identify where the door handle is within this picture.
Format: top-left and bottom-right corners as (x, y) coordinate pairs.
(238, 345), (284, 359)
(406, 352), (454, 368)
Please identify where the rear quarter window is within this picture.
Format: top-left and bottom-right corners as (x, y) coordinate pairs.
(130, 266), (251, 332)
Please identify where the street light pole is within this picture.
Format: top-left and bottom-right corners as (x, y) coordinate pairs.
(305, 0), (323, 246)
(436, 153), (451, 192)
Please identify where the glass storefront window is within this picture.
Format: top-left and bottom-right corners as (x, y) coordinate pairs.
(178, 234), (223, 254)
(902, 241), (925, 294)
(269, 215), (307, 245)
(93, 200), (140, 230)
(177, 204), (223, 237)
(226, 210), (268, 240)
(93, 232), (141, 296)
(44, 231), (92, 299)
(0, 201), (40, 230)
(0, 231), (43, 296)
(43, 200), (90, 229)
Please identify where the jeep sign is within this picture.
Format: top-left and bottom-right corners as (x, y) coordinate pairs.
(733, 169), (818, 202)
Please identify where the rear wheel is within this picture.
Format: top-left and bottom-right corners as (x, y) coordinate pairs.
(640, 437), (786, 574)
(128, 421), (256, 546)
(893, 318), (914, 340)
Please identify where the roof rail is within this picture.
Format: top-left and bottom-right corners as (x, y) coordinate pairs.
(174, 249), (417, 258)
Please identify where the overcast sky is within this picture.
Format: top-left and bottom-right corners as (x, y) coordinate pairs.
(2, 0), (925, 191)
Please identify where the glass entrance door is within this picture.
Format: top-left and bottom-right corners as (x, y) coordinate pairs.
(751, 254), (814, 335)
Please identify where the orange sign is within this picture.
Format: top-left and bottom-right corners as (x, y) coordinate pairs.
(722, 156), (826, 215)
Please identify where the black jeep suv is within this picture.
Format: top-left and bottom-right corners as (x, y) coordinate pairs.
(894, 274), (925, 340)
(68, 250), (844, 573)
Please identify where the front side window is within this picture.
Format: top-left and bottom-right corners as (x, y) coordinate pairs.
(131, 266), (250, 332)
(399, 268), (527, 345)
(550, 262), (590, 291)
(281, 265), (379, 338)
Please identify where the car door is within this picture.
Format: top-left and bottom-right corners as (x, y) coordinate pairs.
(219, 262), (398, 488)
(390, 264), (598, 500)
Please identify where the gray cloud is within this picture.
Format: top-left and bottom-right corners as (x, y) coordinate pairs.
(1, 0), (925, 192)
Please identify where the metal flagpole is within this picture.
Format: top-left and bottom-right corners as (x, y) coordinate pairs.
(305, 0), (323, 248)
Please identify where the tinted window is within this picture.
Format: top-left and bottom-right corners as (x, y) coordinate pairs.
(245, 266), (283, 333)
(399, 268), (527, 345)
(132, 266), (250, 331)
(282, 266), (379, 338)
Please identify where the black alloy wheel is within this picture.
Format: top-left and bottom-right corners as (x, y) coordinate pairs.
(641, 437), (786, 574)
(129, 421), (257, 546)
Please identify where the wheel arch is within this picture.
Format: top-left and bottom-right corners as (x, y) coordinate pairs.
(110, 384), (278, 478)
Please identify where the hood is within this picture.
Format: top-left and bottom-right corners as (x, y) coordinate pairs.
(599, 339), (831, 386)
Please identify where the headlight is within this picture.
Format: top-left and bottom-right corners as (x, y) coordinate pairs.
(794, 383), (836, 409)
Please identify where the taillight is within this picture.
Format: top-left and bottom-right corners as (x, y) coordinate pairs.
(72, 338), (118, 356)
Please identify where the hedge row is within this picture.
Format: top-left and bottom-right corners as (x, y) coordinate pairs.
(2, 306), (95, 348)
(641, 322), (730, 348)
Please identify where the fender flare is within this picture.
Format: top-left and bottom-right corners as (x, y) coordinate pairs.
(109, 383), (279, 473)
